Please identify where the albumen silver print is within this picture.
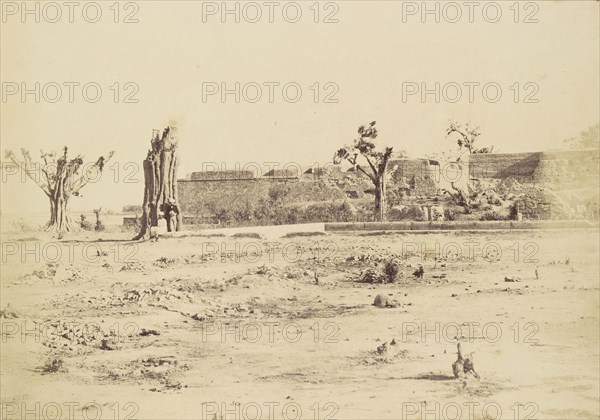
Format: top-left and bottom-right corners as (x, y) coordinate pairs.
(1, 1), (599, 419)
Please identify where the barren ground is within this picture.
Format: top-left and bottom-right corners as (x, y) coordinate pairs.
(1, 228), (599, 419)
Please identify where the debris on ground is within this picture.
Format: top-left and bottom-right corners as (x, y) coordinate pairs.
(39, 320), (134, 350)
(100, 338), (122, 351)
(143, 356), (178, 367)
(120, 262), (146, 272)
(0, 304), (18, 319)
(153, 257), (179, 268)
(101, 356), (188, 393)
(21, 262), (60, 281)
(355, 341), (409, 365)
(41, 357), (66, 374)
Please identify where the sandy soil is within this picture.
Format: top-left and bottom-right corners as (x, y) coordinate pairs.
(1, 228), (598, 419)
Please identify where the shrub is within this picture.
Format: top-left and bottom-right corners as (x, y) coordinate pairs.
(215, 208), (235, 226)
(302, 203), (336, 222)
(10, 219), (38, 233)
(122, 205), (142, 214)
(80, 215), (94, 231)
(358, 269), (381, 284)
(42, 357), (65, 374)
(479, 210), (508, 221)
(430, 206), (444, 221)
(484, 192), (503, 206)
(268, 184), (291, 203)
(93, 208), (105, 231)
(444, 208), (457, 221)
(383, 260), (401, 282)
(358, 259), (401, 284)
(388, 205), (425, 221)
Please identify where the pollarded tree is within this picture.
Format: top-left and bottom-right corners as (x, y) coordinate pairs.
(4, 147), (114, 233)
(134, 126), (182, 240)
(334, 121), (393, 221)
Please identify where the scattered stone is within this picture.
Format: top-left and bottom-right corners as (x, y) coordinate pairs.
(373, 294), (399, 308)
(191, 313), (206, 321)
(139, 329), (160, 337)
(504, 276), (521, 282)
(143, 356), (178, 367)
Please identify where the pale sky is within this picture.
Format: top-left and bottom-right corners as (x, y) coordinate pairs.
(1, 0), (598, 213)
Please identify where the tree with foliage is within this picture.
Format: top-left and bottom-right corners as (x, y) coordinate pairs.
(439, 122), (495, 213)
(4, 147), (114, 234)
(446, 122), (494, 160)
(334, 121), (393, 221)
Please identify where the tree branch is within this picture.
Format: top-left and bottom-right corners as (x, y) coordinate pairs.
(4, 150), (52, 196)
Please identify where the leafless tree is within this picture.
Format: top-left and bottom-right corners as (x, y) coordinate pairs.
(135, 126), (181, 240)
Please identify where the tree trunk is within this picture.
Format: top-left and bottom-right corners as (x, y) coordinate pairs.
(134, 126), (182, 240)
(449, 181), (471, 213)
(374, 178), (386, 222)
(47, 195), (75, 233)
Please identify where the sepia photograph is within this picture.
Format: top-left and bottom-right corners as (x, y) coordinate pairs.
(1, 1), (599, 419)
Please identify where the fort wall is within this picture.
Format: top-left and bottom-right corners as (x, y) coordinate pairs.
(177, 149), (599, 219)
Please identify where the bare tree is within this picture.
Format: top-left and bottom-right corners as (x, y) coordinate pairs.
(135, 126), (181, 240)
(4, 147), (114, 234)
(334, 121), (393, 221)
